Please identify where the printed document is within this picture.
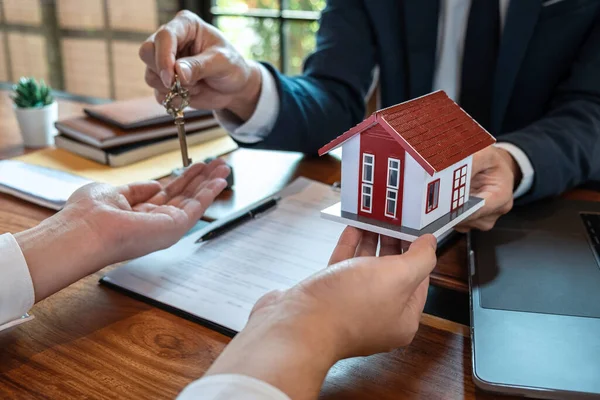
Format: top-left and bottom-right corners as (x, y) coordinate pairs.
(102, 178), (344, 332)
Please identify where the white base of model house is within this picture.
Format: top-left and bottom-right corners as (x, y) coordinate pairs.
(321, 197), (485, 242)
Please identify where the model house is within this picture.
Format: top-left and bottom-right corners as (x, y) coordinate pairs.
(319, 90), (496, 240)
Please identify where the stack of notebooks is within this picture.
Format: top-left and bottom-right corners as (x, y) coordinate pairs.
(54, 97), (222, 167)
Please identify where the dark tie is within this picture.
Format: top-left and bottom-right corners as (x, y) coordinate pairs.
(460, 0), (500, 130)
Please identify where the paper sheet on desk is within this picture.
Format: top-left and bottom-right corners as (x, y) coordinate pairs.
(102, 178), (345, 332)
(0, 160), (92, 210)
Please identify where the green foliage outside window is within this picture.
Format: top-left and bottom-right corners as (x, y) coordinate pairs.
(214, 0), (326, 75)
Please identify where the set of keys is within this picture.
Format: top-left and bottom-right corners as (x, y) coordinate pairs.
(163, 74), (192, 169)
(162, 74), (234, 187)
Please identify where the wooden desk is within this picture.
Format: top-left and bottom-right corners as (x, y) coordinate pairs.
(0, 92), (569, 399)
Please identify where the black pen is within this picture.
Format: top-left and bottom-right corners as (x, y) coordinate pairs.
(196, 196), (281, 243)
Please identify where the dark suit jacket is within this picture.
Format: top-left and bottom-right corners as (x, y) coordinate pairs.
(254, 0), (600, 203)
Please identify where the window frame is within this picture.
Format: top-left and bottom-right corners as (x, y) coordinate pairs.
(451, 164), (468, 211)
(425, 179), (440, 214)
(362, 153), (375, 184)
(387, 157), (401, 189)
(384, 188), (398, 218)
(361, 183), (373, 213)
(206, 0), (322, 74)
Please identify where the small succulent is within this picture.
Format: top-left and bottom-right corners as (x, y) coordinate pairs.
(10, 77), (54, 109)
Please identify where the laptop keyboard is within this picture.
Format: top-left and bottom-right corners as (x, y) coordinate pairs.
(580, 213), (600, 269)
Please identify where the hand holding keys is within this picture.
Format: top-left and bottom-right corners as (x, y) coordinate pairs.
(163, 74), (192, 168)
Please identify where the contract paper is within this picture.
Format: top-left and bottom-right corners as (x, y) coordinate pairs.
(102, 178), (345, 332)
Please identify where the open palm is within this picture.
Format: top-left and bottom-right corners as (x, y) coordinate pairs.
(63, 159), (230, 266)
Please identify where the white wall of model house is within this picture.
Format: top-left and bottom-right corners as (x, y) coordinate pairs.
(402, 155), (473, 230)
(340, 135), (361, 213)
(400, 154), (427, 228)
(340, 135), (473, 230)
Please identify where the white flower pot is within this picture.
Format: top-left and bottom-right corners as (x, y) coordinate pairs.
(14, 101), (59, 148)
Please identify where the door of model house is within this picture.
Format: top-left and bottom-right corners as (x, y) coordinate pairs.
(451, 164), (468, 211)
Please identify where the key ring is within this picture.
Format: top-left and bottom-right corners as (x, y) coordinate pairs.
(163, 74), (190, 119)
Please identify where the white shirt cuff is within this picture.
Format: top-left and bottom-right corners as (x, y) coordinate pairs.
(0, 233), (35, 332)
(495, 142), (535, 198)
(177, 374), (290, 400)
(214, 62), (280, 144)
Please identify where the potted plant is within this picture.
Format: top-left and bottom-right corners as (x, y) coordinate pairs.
(10, 77), (58, 148)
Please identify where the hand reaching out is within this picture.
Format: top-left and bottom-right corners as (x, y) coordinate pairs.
(16, 159), (230, 302)
(204, 228), (437, 400)
(251, 228), (437, 358)
(70, 159), (230, 264)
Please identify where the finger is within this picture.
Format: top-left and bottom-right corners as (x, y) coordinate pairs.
(454, 226), (470, 234)
(154, 89), (169, 105)
(179, 170), (212, 200)
(154, 27), (177, 87)
(155, 162), (208, 203)
(154, 12), (201, 87)
(167, 159), (225, 196)
(145, 68), (163, 89)
(175, 49), (230, 85)
(393, 234), (437, 285)
(457, 214), (499, 232)
(455, 189), (500, 231)
(118, 181), (162, 205)
(379, 235), (404, 256)
(211, 163), (231, 179)
(184, 163), (230, 199)
(471, 146), (495, 176)
(146, 165), (204, 206)
(354, 231), (379, 257)
(132, 203), (159, 213)
(167, 163), (231, 207)
(182, 178), (228, 222)
(328, 227), (363, 266)
(139, 41), (157, 72)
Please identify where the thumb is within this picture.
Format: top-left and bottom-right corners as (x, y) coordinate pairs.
(176, 49), (231, 85)
(394, 234), (438, 286)
(118, 181), (162, 205)
(471, 146), (495, 176)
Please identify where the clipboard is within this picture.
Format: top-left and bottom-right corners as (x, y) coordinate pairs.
(99, 219), (242, 336)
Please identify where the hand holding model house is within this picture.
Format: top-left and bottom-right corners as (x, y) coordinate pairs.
(319, 90), (497, 242)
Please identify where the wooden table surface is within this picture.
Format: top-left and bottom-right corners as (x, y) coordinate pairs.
(2, 91), (591, 399)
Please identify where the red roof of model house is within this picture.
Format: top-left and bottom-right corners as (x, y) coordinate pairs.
(318, 90), (496, 175)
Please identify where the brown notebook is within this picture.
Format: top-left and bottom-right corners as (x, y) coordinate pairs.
(56, 116), (218, 149)
(84, 97), (211, 130)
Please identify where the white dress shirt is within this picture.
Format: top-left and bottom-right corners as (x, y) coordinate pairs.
(0, 233), (35, 331)
(178, 374), (289, 400)
(215, 0), (534, 198)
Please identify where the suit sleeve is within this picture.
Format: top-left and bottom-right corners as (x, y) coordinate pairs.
(498, 15), (600, 203)
(246, 0), (377, 154)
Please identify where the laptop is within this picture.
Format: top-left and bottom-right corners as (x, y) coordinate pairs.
(469, 198), (600, 399)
